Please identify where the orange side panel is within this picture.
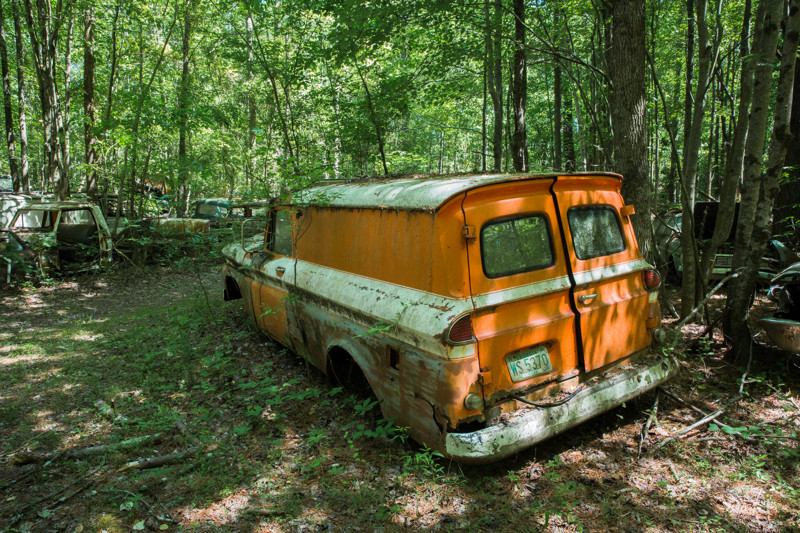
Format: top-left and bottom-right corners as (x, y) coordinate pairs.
(254, 283), (290, 345)
(294, 208), (440, 293)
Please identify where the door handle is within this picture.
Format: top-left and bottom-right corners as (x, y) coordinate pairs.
(275, 266), (286, 276)
(579, 293), (598, 303)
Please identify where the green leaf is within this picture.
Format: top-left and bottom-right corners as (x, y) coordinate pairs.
(133, 521), (146, 531)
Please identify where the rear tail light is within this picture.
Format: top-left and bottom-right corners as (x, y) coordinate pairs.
(643, 269), (661, 291)
(446, 314), (475, 345)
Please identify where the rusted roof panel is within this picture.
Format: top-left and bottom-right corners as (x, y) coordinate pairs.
(290, 173), (622, 211)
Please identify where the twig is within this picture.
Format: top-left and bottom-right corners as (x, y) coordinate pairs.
(638, 390), (660, 458)
(672, 271), (742, 345)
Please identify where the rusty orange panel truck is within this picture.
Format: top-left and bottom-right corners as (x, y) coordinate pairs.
(222, 173), (677, 463)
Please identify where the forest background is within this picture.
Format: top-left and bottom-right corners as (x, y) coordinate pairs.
(1, 0), (800, 348)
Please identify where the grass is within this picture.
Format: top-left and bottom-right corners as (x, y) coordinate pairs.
(1, 262), (800, 531)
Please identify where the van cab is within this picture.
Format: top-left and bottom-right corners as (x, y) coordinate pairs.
(222, 173), (677, 463)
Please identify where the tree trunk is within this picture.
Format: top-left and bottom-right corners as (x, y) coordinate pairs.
(23, 0), (67, 199)
(700, 0), (755, 280)
(356, 63), (388, 175)
(611, 0), (651, 258)
(246, 15), (255, 192)
(724, 0), (800, 360)
(493, 0), (503, 171)
(61, 12), (73, 184)
(12, 0), (29, 192)
(680, 0), (720, 316)
(176, 0), (194, 217)
(103, 4), (119, 125)
(84, 5), (98, 196)
(0, 3), (19, 189)
(511, 0), (528, 172)
(554, 62), (562, 171)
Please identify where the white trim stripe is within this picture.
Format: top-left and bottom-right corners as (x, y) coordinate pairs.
(572, 259), (651, 286)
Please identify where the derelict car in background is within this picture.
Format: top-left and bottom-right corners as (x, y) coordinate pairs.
(654, 202), (794, 283)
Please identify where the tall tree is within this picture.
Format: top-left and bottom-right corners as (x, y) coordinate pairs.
(83, 4), (97, 196)
(610, 0), (651, 257)
(511, 0), (528, 172)
(176, 0), (196, 216)
(725, 0), (800, 359)
(11, 0), (29, 192)
(23, 0), (70, 199)
(0, 1), (19, 189)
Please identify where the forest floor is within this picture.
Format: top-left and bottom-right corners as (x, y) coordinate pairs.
(1, 257), (799, 533)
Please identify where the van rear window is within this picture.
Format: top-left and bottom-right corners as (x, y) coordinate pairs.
(567, 206), (625, 259)
(481, 215), (554, 278)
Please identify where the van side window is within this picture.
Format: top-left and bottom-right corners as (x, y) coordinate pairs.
(269, 209), (293, 256)
(567, 206), (625, 259)
(481, 215), (554, 278)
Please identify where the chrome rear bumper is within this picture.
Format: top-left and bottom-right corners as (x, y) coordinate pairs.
(445, 354), (679, 463)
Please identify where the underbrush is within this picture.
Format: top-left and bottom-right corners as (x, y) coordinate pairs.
(0, 262), (799, 532)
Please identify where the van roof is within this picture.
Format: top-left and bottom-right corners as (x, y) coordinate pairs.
(290, 172), (622, 211)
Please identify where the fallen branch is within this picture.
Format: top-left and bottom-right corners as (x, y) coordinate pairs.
(9, 434), (163, 465)
(648, 395), (742, 455)
(7, 462), (104, 529)
(117, 446), (202, 473)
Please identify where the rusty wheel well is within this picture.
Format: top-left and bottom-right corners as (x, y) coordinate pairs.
(326, 346), (372, 397)
(224, 276), (242, 301)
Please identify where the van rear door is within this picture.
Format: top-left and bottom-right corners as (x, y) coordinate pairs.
(551, 175), (652, 372)
(461, 179), (580, 402)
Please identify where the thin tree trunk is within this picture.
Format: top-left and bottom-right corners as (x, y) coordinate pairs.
(176, 0), (195, 217)
(355, 63), (388, 175)
(246, 15), (255, 192)
(61, 12), (73, 184)
(511, 0), (528, 172)
(699, 0), (755, 279)
(12, 0), (29, 192)
(0, 3), (19, 189)
(680, 0), (721, 316)
(103, 4), (119, 125)
(554, 62), (562, 170)
(84, 5), (97, 196)
(23, 0), (67, 199)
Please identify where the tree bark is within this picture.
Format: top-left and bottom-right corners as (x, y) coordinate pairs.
(176, 0), (195, 217)
(611, 0), (651, 258)
(700, 0), (755, 280)
(0, 2), (19, 189)
(11, 0), (29, 192)
(61, 12), (73, 184)
(83, 5), (98, 196)
(511, 0), (528, 172)
(23, 0), (68, 199)
(680, 0), (721, 316)
(724, 0), (800, 359)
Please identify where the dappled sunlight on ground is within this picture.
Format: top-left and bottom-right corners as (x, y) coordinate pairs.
(1, 266), (799, 531)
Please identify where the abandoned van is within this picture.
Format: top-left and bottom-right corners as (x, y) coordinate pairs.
(222, 173), (678, 463)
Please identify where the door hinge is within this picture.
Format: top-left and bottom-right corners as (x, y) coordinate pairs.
(462, 225), (477, 240)
(479, 369), (492, 385)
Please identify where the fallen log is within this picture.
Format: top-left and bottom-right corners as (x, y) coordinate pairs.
(8, 434), (163, 465)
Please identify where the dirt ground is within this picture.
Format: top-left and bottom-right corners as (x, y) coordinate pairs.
(1, 262), (799, 532)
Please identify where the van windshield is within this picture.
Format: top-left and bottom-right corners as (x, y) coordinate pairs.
(481, 215), (553, 278)
(567, 206), (625, 259)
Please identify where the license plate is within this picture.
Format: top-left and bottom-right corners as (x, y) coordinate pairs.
(506, 346), (553, 382)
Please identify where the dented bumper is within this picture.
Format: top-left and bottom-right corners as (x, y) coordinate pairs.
(445, 353), (679, 464)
